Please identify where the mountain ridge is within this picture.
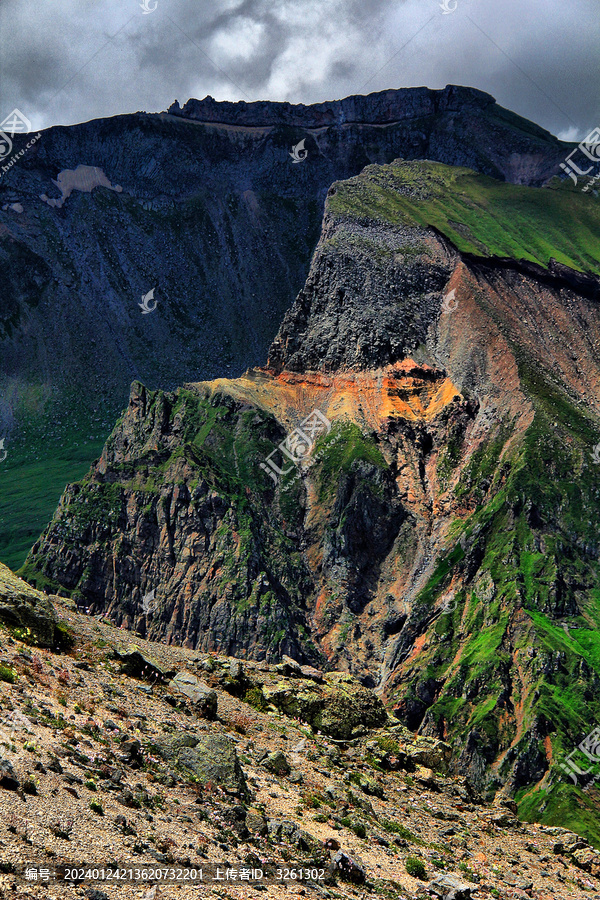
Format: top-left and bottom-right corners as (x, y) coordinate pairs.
(0, 87), (577, 569)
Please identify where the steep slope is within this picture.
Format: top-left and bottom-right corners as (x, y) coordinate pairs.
(22, 160), (600, 843)
(0, 85), (572, 568)
(2, 582), (599, 898)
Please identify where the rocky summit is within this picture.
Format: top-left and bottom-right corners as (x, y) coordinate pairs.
(2, 86), (600, 899)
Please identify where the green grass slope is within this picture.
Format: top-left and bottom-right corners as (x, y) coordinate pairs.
(328, 160), (600, 275)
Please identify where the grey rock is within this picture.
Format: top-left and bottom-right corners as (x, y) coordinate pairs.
(157, 732), (247, 798)
(275, 656), (303, 677)
(261, 750), (291, 776)
(169, 672), (218, 719)
(331, 850), (366, 884)
(428, 874), (472, 899)
(0, 759), (19, 791)
(245, 809), (268, 836)
(114, 647), (175, 682)
(230, 660), (243, 679)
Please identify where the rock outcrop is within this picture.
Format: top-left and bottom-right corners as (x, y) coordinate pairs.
(0, 562), (69, 649)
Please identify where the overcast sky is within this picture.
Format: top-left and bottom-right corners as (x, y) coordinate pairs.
(0, 0), (598, 141)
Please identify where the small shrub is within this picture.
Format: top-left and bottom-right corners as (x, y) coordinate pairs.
(302, 791), (323, 810)
(0, 665), (16, 684)
(405, 857), (427, 879)
(351, 821), (367, 839)
(376, 735), (400, 754)
(89, 800), (104, 816)
(54, 623), (75, 651)
(382, 821), (419, 842)
(84, 779), (97, 792)
(243, 686), (268, 712)
(458, 862), (477, 882)
(49, 818), (73, 839)
(10, 626), (37, 645)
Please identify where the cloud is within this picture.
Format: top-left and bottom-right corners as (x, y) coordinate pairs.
(0, 0), (598, 138)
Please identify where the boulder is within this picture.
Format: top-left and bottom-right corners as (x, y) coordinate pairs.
(0, 758), (19, 791)
(415, 766), (438, 790)
(157, 732), (247, 798)
(299, 664), (324, 683)
(318, 674), (388, 739)
(331, 850), (366, 884)
(428, 874), (472, 899)
(349, 772), (384, 798)
(0, 563), (70, 649)
(114, 646), (175, 682)
(261, 750), (291, 776)
(219, 660), (250, 697)
(263, 672), (387, 740)
(275, 655), (303, 677)
(245, 809), (268, 836)
(573, 847), (600, 875)
(266, 819), (317, 850)
(169, 672), (218, 719)
(488, 810), (519, 828)
(405, 738), (451, 774)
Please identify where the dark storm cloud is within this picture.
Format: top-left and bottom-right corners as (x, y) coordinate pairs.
(0, 0), (598, 139)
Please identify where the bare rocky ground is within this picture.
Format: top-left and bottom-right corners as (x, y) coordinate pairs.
(0, 595), (598, 900)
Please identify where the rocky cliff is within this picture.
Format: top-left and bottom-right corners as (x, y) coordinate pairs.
(22, 157), (600, 842)
(0, 86), (572, 568)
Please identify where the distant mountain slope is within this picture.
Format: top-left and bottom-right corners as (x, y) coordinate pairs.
(0, 85), (572, 567)
(22, 159), (600, 842)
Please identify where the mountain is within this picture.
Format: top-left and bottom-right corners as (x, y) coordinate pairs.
(0, 85), (572, 569)
(21, 154), (600, 843)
